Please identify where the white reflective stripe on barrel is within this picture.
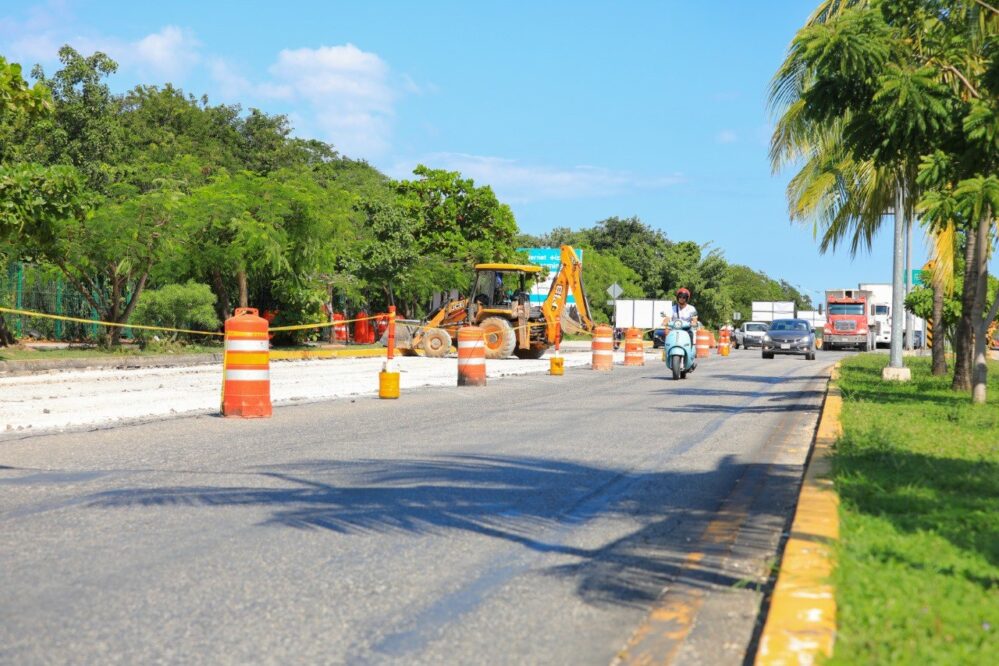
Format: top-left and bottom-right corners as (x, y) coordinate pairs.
(225, 339), (269, 352)
(592, 350), (614, 356)
(457, 340), (485, 350)
(594, 338), (612, 344)
(225, 369), (270, 381)
(457, 358), (486, 366)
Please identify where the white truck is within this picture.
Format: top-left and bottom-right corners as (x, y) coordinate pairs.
(750, 301), (795, 323)
(859, 283), (893, 347)
(857, 282), (926, 348)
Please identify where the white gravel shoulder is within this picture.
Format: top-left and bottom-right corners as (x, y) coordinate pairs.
(0, 350), (631, 435)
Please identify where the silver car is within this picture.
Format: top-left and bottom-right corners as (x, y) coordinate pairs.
(734, 321), (768, 349)
(762, 319), (816, 360)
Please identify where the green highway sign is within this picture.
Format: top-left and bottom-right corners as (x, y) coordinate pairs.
(911, 269), (925, 287)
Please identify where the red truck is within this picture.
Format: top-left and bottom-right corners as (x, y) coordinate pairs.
(823, 289), (875, 351)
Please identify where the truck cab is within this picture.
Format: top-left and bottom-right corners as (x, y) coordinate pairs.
(823, 289), (874, 351)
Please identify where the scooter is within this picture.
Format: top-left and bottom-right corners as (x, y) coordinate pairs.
(664, 319), (696, 380)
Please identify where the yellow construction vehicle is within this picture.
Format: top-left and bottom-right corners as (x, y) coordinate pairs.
(394, 245), (596, 359)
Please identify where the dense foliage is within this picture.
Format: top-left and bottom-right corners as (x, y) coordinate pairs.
(772, 0), (998, 402)
(3, 46), (808, 345)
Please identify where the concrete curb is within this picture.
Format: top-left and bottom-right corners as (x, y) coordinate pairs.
(0, 353), (224, 375)
(754, 363), (841, 665)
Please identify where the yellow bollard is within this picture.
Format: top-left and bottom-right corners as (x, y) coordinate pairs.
(550, 323), (564, 376)
(379, 306), (400, 399)
(550, 354), (564, 375)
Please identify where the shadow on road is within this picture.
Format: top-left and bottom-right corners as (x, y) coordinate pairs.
(86, 453), (803, 608)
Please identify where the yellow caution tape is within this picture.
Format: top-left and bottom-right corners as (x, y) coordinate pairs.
(0, 306), (224, 337)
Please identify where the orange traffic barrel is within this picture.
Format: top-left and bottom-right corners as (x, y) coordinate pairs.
(592, 324), (614, 371)
(333, 313), (348, 341)
(718, 326), (730, 356)
(222, 307), (271, 418)
(354, 311), (375, 344)
(695, 329), (711, 358)
(623, 327), (644, 366)
(457, 326), (486, 386)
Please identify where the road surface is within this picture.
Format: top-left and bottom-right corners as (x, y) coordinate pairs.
(0, 348), (847, 664)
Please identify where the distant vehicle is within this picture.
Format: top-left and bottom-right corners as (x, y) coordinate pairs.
(823, 289), (874, 351)
(762, 319), (816, 360)
(733, 321), (768, 349)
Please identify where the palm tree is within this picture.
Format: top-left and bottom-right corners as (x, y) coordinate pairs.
(769, 4), (916, 377)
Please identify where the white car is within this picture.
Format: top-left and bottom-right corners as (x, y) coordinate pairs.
(734, 321), (769, 349)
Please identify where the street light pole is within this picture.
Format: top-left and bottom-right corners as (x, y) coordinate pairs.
(884, 185), (912, 381)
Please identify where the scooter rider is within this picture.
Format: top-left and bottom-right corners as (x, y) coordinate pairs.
(672, 288), (698, 347)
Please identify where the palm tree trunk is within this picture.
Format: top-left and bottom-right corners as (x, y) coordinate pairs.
(931, 278), (947, 375)
(952, 227), (977, 391)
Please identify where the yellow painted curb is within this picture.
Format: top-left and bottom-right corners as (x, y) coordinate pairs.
(755, 363), (841, 666)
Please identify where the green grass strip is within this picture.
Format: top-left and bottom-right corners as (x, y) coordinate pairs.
(829, 355), (999, 664)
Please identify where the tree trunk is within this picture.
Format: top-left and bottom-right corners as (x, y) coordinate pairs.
(970, 217), (992, 404)
(237, 270), (249, 308)
(952, 227), (977, 391)
(0, 313), (17, 347)
(211, 269), (231, 323)
(931, 278), (947, 375)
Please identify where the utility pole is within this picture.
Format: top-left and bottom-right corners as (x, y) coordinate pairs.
(904, 216), (913, 351)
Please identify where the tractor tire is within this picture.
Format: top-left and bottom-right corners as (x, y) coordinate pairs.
(513, 345), (548, 360)
(480, 317), (517, 359)
(421, 328), (452, 357)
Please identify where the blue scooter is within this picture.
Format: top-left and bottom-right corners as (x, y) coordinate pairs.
(664, 319), (697, 380)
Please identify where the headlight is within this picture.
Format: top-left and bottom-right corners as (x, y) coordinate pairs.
(799, 336), (810, 343)
(762, 334), (771, 342)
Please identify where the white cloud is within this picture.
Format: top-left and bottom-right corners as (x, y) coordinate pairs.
(1, 6), (422, 160)
(0, 7), (200, 83)
(715, 129), (738, 144)
(389, 153), (685, 204)
(131, 26), (200, 80)
(246, 43), (397, 157)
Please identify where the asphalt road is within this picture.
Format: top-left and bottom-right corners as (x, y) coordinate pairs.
(0, 348), (848, 665)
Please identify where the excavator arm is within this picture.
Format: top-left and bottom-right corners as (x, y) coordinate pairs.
(541, 245), (595, 344)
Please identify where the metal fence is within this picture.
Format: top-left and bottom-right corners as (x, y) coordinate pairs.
(3, 262), (103, 341)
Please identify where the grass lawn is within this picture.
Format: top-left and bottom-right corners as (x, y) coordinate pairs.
(830, 354), (999, 664)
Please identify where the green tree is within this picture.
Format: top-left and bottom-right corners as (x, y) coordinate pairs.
(132, 281), (220, 344)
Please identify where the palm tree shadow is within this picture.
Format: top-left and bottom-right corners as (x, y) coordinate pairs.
(87, 454), (802, 607)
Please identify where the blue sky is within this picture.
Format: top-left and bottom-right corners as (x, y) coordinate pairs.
(2, 0), (952, 304)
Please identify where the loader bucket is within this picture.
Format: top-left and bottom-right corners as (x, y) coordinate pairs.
(381, 319), (423, 354)
(560, 306), (587, 335)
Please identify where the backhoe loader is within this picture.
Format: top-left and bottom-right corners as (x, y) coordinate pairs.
(391, 245), (596, 359)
